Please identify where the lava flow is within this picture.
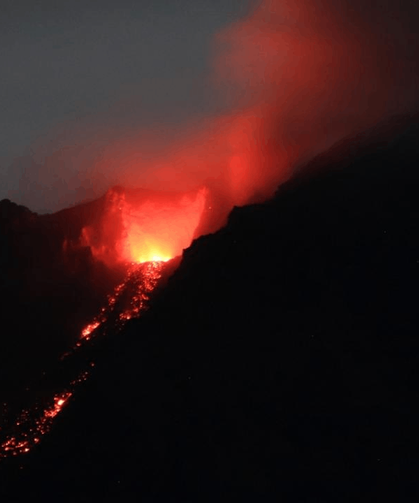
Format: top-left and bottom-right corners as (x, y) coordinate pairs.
(0, 184), (208, 459)
(0, 260), (165, 459)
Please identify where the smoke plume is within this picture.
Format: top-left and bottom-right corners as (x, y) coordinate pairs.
(11, 0), (419, 230)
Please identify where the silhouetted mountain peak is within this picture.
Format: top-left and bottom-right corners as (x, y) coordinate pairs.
(2, 114), (419, 501)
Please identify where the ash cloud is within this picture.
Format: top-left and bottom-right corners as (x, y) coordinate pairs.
(9, 0), (419, 222)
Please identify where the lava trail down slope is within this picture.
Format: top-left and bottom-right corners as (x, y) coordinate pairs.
(0, 261), (165, 459)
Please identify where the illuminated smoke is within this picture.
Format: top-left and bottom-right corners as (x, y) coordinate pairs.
(80, 186), (208, 266)
(12, 0), (419, 230)
(3, 0), (419, 460)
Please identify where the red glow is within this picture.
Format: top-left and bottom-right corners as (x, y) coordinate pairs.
(3, 0), (417, 461)
(81, 321), (100, 340)
(0, 261), (165, 459)
(119, 189), (207, 264)
(14, 0), (419, 224)
(0, 390), (74, 458)
(44, 393), (72, 419)
(81, 187), (207, 266)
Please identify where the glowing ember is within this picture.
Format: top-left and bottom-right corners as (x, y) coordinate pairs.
(0, 261), (165, 459)
(0, 389), (75, 459)
(81, 321), (100, 340)
(44, 392), (72, 419)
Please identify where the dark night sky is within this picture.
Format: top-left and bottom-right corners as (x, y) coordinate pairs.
(0, 0), (252, 209)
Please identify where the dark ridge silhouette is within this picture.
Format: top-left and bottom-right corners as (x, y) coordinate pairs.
(1, 114), (419, 501)
(0, 194), (121, 407)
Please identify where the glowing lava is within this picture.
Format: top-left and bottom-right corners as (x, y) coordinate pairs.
(81, 321), (100, 340)
(82, 187), (208, 266)
(0, 184), (207, 460)
(120, 191), (206, 264)
(0, 260), (165, 459)
(0, 384), (81, 459)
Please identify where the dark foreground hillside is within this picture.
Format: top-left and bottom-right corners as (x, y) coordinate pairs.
(2, 116), (419, 501)
(0, 195), (122, 406)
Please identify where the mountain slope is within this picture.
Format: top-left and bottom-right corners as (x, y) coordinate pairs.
(2, 115), (419, 501)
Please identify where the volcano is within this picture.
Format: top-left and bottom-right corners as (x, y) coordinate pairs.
(0, 184), (209, 457)
(1, 114), (419, 501)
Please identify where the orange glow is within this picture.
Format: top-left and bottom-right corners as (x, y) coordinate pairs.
(0, 390), (74, 458)
(119, 191), (207, 264)
(0, 261), (165, 460)
(81, 187), (207, 266)
(44, 393), (72, 419)
(81, 321), (100, 340)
